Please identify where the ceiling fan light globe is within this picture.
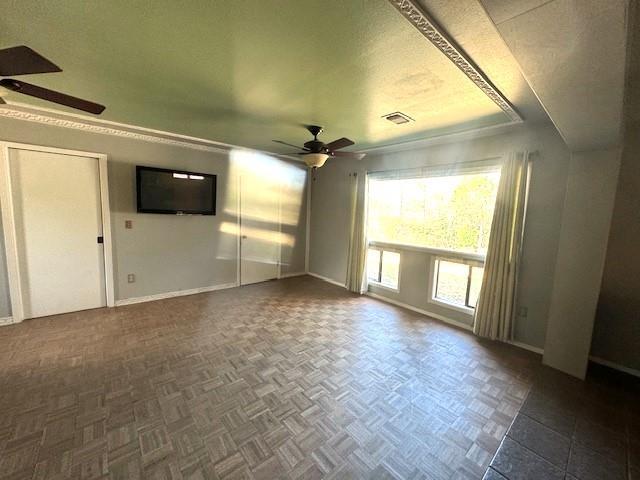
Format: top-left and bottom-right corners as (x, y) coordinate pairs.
(304, 153), (329, 168)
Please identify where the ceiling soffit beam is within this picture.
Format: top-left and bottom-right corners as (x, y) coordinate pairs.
(387, 0), (523, 123)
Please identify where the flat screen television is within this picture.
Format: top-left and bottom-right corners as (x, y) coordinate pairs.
(136, 166), (216, 215)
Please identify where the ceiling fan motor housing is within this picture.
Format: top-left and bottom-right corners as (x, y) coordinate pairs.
(303, 139), (327, 153)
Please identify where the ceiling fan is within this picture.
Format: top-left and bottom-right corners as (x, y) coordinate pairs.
(273, 125), (365, 168)
(0, 45), (105, 114)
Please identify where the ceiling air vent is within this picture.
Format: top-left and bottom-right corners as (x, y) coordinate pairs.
(382, 112), (414, 124)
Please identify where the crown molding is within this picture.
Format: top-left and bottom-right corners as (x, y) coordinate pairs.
(0, 102), (526, 160)
(359, 120), (524, 154)
(0, 102), (299, 161)
(387, 0), (522, 123)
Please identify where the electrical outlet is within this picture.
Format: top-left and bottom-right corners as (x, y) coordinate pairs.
(127, 273), (135, 283)
(125, 220), (132, 229)
(518, 306), (528, 317)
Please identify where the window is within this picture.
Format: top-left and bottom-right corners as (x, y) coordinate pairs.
(366, 167), (500, 313)
(432, 257), (485, 310)
(367, 248), (400, 290)
(367, 170), (500, 255)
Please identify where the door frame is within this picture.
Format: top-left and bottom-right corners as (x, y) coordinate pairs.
(0, 141), (115, 322)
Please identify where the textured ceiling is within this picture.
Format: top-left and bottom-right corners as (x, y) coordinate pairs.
(0, 0), (548, 153)
(416, 0), (551, 125)
(481, 0), (628, 151)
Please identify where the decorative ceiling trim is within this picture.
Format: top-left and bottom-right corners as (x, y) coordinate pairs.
(387, 0), (522, 123)
(0, 102), (299, 160)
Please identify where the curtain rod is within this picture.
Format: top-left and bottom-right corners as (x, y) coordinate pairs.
(365, 150), (540, 177)
(366, 156), (502, 177)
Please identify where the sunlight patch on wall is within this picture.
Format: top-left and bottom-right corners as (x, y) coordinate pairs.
(219, 221), (295, 249)
(215, 149), (306, 266)
(226, 150), (305, 226)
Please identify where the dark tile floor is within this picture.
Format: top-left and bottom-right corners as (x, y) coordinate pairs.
(0, 275), (637, 479)
(485, 364), (640, 480)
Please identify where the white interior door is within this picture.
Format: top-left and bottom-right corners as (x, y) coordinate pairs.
(239, 174), (280, 285)
(9, 148), (106, 319)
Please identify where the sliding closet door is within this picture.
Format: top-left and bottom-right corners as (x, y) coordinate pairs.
(239, 174), (280, 285)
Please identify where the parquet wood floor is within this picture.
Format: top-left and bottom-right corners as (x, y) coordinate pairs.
(0, 276), (539, 480)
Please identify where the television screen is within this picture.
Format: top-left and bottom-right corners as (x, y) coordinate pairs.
(136, 166), (216, 215)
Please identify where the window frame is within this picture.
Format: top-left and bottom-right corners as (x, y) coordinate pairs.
(366, 246), (401, 292)
(428, 255), (485, 315)
(366, 162), (501, 315)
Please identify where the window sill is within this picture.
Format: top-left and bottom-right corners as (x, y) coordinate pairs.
(428, 297), (474, 316)
(368, 281), (399, 293)
(368, 241), (486, 263)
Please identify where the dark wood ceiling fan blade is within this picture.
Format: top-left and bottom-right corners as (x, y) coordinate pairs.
(0, 79), (105, 114)
(0, 46), (62, 76)
(326, 137), (355, 151)
(332, 151), (366, 160)
(273, 140), (309, 151)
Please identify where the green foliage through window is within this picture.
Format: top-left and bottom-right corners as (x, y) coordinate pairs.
(367, 170), (500, 255)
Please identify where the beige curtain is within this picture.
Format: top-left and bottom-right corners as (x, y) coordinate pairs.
(346, 172), (367, 293)
(473, 152), (530, 341)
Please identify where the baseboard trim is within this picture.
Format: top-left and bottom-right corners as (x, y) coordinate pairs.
(279, 271), (306, 279)
(307, 275), (547, 354)
(365, 291), (473, 332)
(589, 356), (640, 379)
(507, 340), (544, 355)
(0, 316), (15, 326)
(308, 272), (347, 288)
(115, 282), (237, 306)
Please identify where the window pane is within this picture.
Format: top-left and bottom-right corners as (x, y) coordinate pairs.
(380, 251), (400, 289)
(367, 248), (381, 282)
(435, 260), (469, 306)
(468, 265), (484, 308)
(367, 171), (500, 255)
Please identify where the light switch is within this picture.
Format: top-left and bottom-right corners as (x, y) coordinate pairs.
(127, 273), (135, 283)
(125, 220), (132, 229)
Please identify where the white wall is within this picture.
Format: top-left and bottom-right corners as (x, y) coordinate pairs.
(544, 147), (622, 378)
(0, 115), (308, 316)
(310, 123), (570, 349)
(592, 1), (640, 373)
